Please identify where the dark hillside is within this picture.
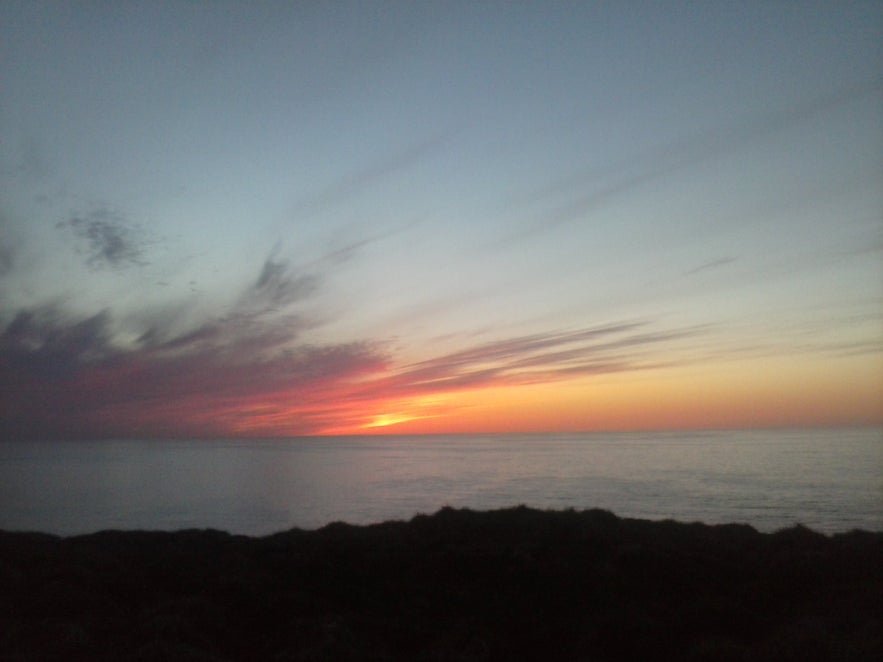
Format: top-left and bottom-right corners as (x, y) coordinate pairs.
(2, 506), (881, 660)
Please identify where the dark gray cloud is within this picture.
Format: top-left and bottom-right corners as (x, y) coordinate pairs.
(0, 306), (112, 379)
(0, 300), (387, 440)
(57, 206), (147, 269)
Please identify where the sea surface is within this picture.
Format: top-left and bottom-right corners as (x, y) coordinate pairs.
(1, 428), (880, 536)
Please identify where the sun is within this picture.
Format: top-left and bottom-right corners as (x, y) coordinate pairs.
(361, 413), (421, 429)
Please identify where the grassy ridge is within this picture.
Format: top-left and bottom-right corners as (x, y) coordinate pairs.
(2, 506), (881, 660)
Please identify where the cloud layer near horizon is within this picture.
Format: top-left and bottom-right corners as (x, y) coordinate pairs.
(0, 279), (707, 438)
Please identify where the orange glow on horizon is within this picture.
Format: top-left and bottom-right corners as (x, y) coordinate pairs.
(169, 350), (883, 438)
(319, 353), (883, 436)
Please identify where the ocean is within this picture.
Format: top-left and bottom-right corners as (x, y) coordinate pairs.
(1, 428), (880, 536)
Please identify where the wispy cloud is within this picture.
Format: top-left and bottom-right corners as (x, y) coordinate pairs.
(377, 322), (704, 398)
(289, 136), (444, 218)
(503, 79), (883, 243)
(245, 250), (319, 312)
(685, 257), (736, 276)
(310, 218), (424, 269)
(0, 214), (19, 280)
(0, 243), (13, 278)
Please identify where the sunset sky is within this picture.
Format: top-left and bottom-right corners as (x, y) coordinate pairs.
(1, 1), (881, 439)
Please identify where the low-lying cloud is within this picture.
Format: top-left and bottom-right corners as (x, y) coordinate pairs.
(0, 291), (707, 438)
(0, 300), (388, 439)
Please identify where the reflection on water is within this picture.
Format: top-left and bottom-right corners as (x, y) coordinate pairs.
(0, 428), (880, 535)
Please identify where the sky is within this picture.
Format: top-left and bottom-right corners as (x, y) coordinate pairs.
(1, 1), (881, 439)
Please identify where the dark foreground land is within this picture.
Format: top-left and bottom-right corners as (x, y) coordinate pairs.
(2, 507), (881, 661)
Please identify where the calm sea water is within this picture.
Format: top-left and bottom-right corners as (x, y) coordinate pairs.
(0, 428), (880, 536)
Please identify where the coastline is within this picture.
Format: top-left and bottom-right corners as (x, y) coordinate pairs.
(2, 506), (881, 660)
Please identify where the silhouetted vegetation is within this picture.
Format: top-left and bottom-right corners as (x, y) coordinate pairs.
(2, 506), (881, 660)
